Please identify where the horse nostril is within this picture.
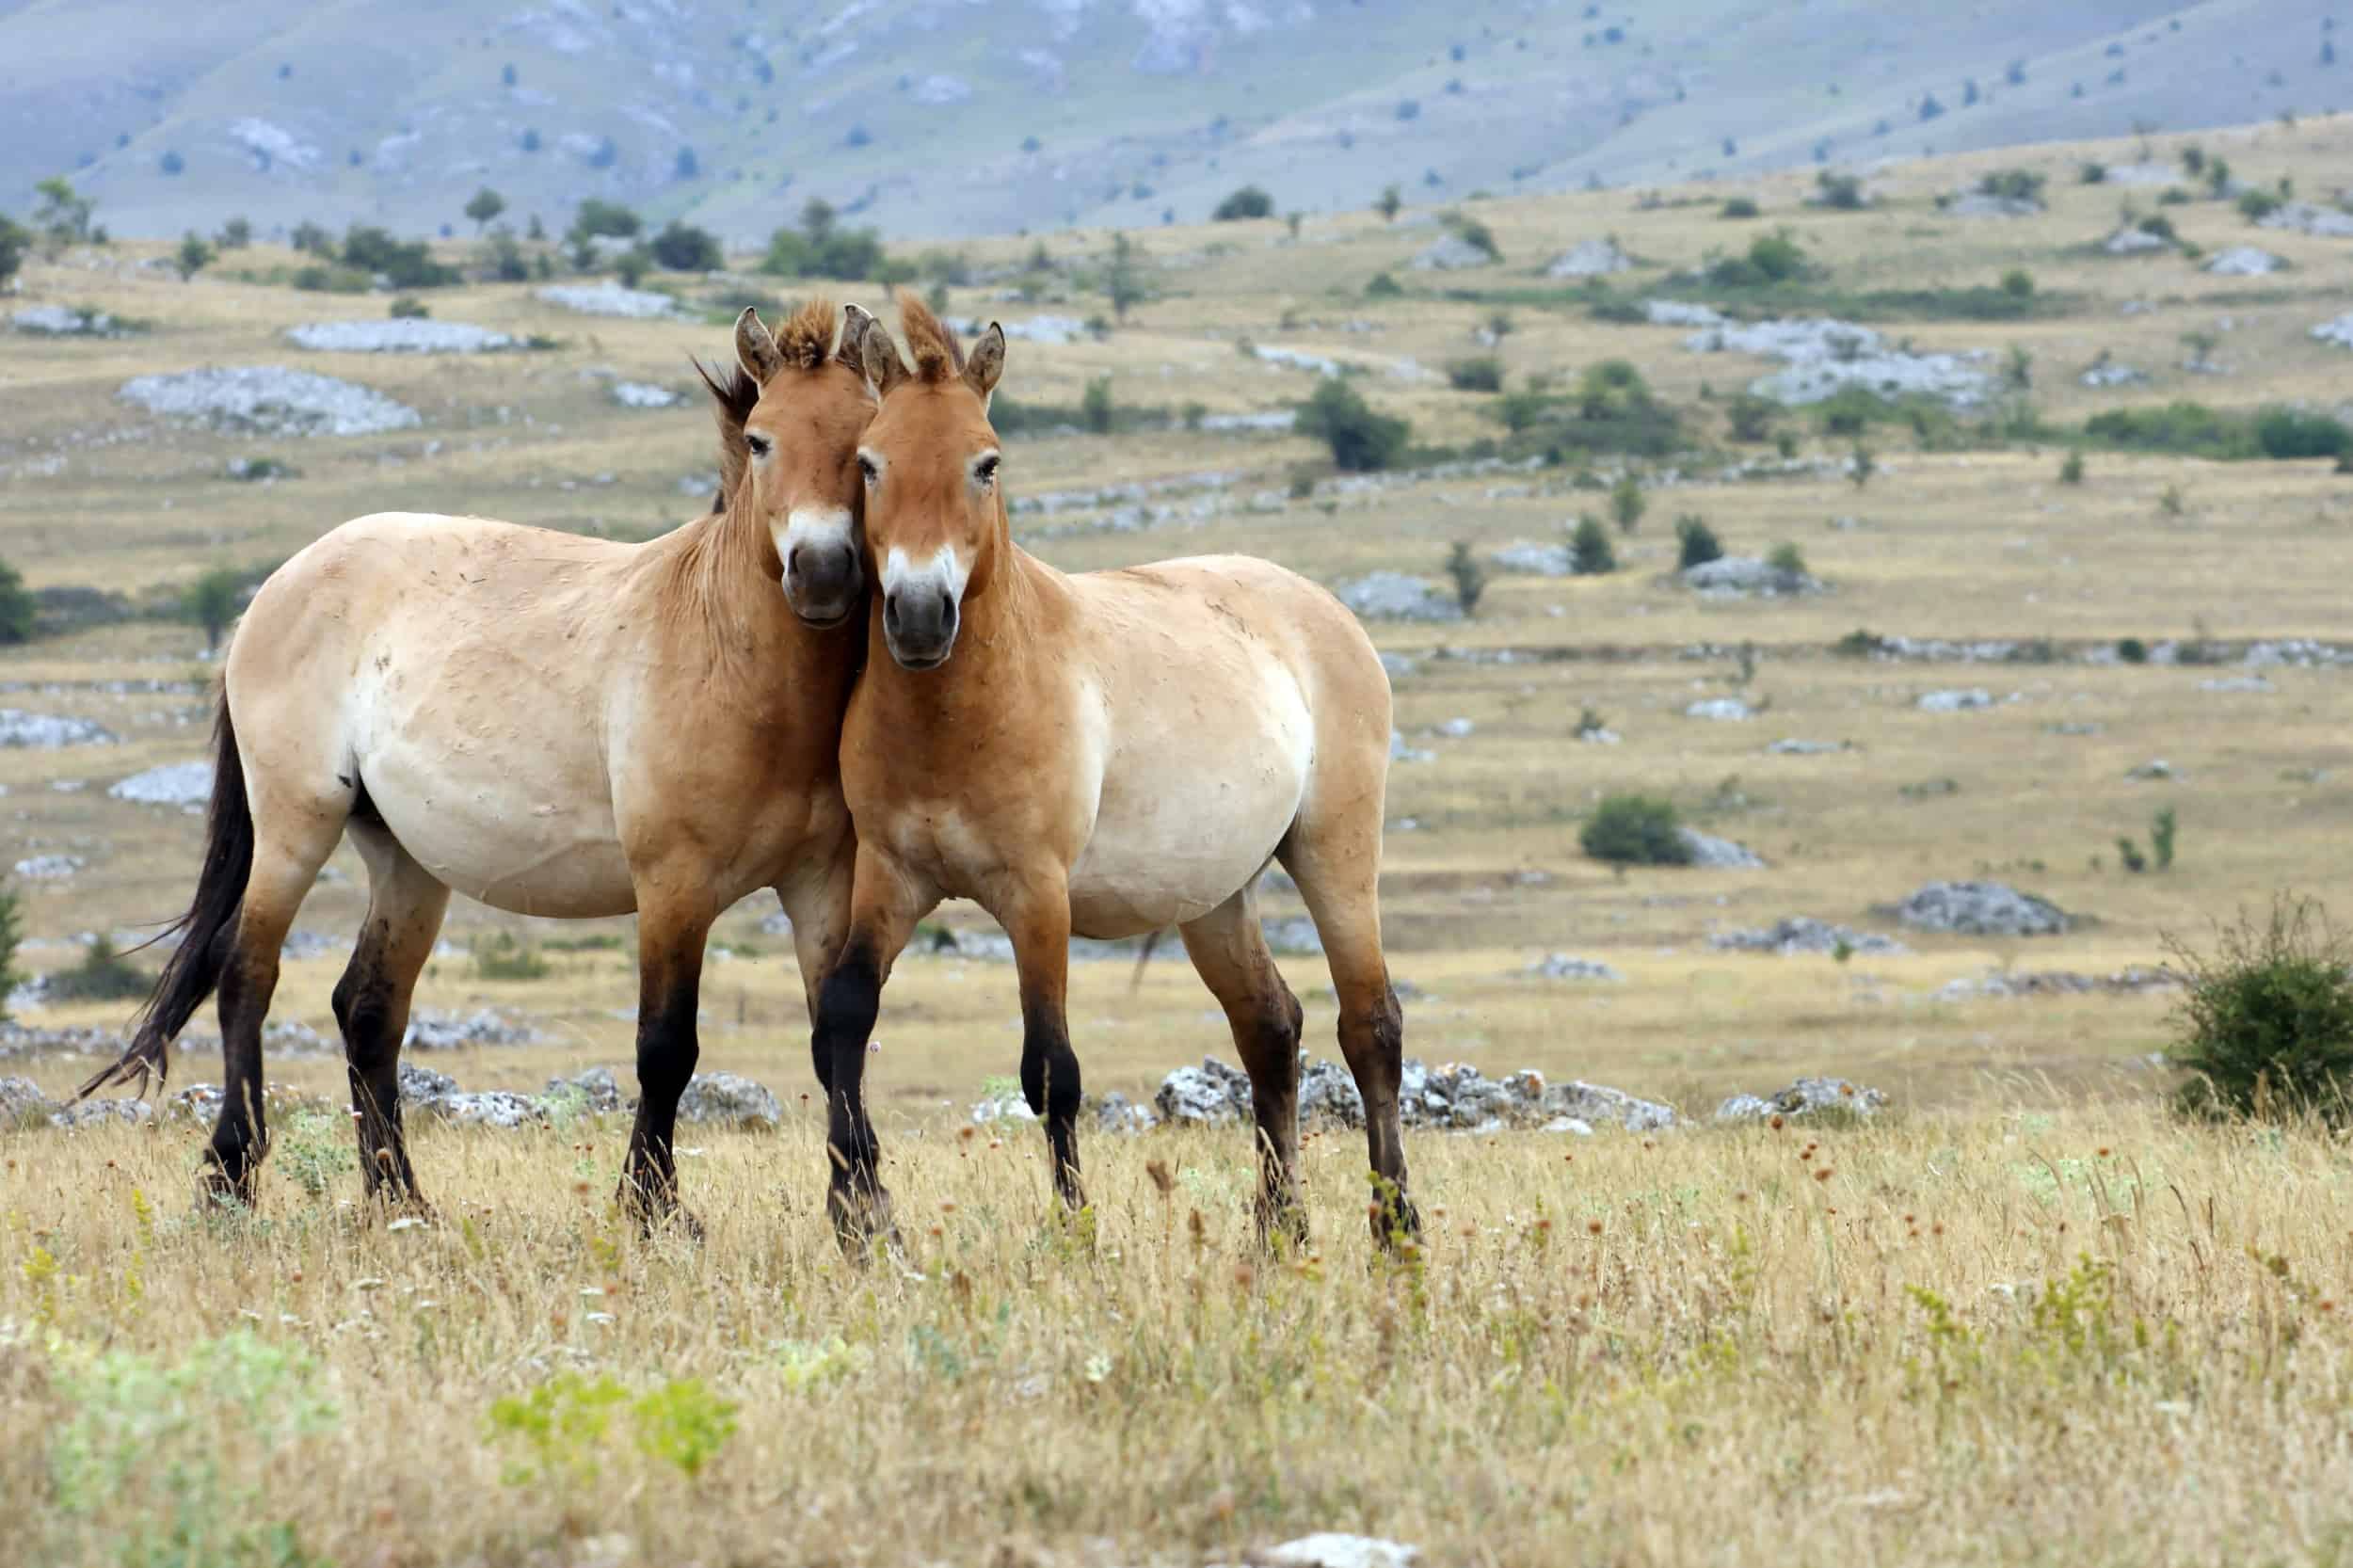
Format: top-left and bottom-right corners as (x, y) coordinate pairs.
(883, 594), (902, 633)
(787, 545), (805, 581)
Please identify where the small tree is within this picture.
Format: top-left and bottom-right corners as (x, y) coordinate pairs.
(216, 216), (252, 249)
(1570, 516), (1616, 575)
(175, 231), (215, 281)
(2152, 806), (2178, 871)
(33, 176), (95, 252)
(1726, 392), (1776, 442)
(2169, 896), (2353, 1125)
(0, 883), (21, 1024)
(648, 220), (723, 272)
(1849, 442), (1876, 488)
(0, 214), (27, 287)
(1581, 794), (1692, 866)
(1444, 542), (1487, 615)
(1105, 232), (1145, 322)
(184, 567), (243, 651)
(1211, 185), (1274, 221)
(1608, 474), (1646, 534)
(2059, 450), (2086, 485)
(1080, 376), (1115, 435)
(1767, 540), (1809, 578)
(0, 557), (34, 644)
(1376, 184), (1402, 222)
(1674, 515), (1723, 569)
(465, 186), (507, 233)
(1295, 377), (1410, 472)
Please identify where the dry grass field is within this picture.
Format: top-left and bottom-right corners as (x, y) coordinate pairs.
(6, 114), (2353, 1565)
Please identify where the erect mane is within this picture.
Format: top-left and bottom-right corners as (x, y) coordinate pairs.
(775, 295), (840, 371)
(896, 295), (966, 384)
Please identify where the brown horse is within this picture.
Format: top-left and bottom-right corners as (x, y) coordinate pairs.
(810, 298), (1417, 1250)
(80, 302), (879, 1229)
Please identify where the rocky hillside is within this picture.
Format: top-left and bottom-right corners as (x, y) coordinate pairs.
(0, 1), (2344, 242)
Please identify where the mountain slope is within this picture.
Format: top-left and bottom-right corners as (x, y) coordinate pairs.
(0, 0), (2342, 243)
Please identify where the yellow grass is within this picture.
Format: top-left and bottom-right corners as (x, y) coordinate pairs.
(7, 113), (2353, 1564)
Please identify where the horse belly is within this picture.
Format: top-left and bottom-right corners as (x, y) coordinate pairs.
(360, 718), (637, 919)
(1065, 692), (1311, 939)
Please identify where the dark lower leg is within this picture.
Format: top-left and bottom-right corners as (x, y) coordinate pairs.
(205, 946), (277, 1205)
(620, 951), (702, 1230)
(812, 941), (890, 1242)
(333, 935), (420, 1202)
(1018, 1009), (1085, 1211)
(1233, 987), (1306, 1244)
(1339, 983), (1417, 1245)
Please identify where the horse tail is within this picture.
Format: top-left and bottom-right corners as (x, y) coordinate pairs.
(75, 693), (253, 1100)
(1128, 929), (1167, 994)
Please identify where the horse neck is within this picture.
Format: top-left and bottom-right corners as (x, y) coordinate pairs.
(653, 496), (834, 700)
(957, 497), (1053, 656)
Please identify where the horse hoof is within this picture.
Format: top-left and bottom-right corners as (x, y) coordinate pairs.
(828, 1184), (895, 1255)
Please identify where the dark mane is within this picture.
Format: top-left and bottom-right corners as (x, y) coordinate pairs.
(693, 357), (761, 515)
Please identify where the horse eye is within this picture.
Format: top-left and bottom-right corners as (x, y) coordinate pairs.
(745, 433), (771, 458)
(857, 456), (880, 484)
(973, 456), (1000, 485)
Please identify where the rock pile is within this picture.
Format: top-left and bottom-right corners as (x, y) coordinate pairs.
(119, 366), (420, 438)
(1710, 918), (1906, 956)
(1, 711), (117, 748)
(1715, 1077), (1887, 1121)
(1684, 316), (1991, 408)
(1683, 555), (1823, 597)
(1409, 233), (1494, 270)
(109, 760), (213, 807)
(287, 320), (518, 353)
(535, 282), (682, 318)
(1891, 881), (2070, 936)
(1334, 571), (1462, 622)
(1545, 239), (1631, 277)
(1528, 954), (1624, 982)
(2259, 201), (2353, 239)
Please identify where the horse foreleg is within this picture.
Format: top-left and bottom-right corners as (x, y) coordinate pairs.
(810, 844), (929, 1250)
(618, 890), (713, 1237)
(1004, 875), (1086, 1218)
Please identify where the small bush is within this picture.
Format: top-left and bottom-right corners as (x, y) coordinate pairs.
(1815, 171), (1865, 210)
(1705, 228), (1810, 288)
(1767, 540), (1809, 577)
(2237, 188), (2281, 223)
(1365, 271), (1402, 298)
(2169, 896), (2353, 1125)
(2080, 161), (2108, 184)
(340, 225), (458, 289)
(1211, 185), (1274, 222)
(1080, 376), (1114, 435)
(2059, 450), (2086, 485)
(648, 219), (723, 272)
(292, 264), (370, 294)
(1296, 377), (1410, 472)
(1446, 357), (1504, 392)
(2116, 636), (2148, 664)
(1720, 197), (1761, 219)
(1570, 516), (1615, 575)
(389, 296), (429, 319)
(1977, 168), (2047, 204)
(1674, 514), (1722, 569)
(2000, 267), (2036, 298)
(0, 557), (34, 645)
(1444, 542), (1487, 614)
(2254, 408), (2353, 461)
(1581, 795), (1692, 866)
(2152, 806), (2177, 872)
(0, 883), (21, 1022)
(472, 933), (550, 982)
(45, 935), (152, 1003)
(1609, 475), (1646, 534)
(1725, 392), (1777, 442)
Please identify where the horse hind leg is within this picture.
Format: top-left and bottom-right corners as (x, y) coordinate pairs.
(334, 815), (451, 1207)
(206, 812), (346, 1207)
(1278, 821), (1418, 1250)
(1178, 883), (1308, 1248)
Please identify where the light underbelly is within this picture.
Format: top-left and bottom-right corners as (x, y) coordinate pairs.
(1066, 771), (1302, 938)
(360, 742), (638, 919)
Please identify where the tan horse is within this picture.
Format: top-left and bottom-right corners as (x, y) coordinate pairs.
(80, 302), (879, 1228)
(810, 298), (1417, 1250)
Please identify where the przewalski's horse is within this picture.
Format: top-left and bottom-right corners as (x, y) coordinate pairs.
(812, 298), (1417, 1250)
(79, 302), (881, 1229)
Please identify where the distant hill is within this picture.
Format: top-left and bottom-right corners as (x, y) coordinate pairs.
(1, 0), (2342, 244)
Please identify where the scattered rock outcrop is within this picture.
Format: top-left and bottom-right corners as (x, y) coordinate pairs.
(1334, 571), (1462, 622)
(1528, 954), (1624, 982)
(1891, 881), (2070, 936)
(535, 282), (682, 318)
(2, 711), (117, 748)
(118, 366), (420, 437)
(1710, 918), (1906, 956)
(109, 761), (213, 807)
(286, 320), (518, 353)
(2206, 246), (2284, 276)
(2258, 201), (2353, 239)
(1545, 239), (1631, 277)
(1679, 829), (1765, 869)
(1683, 556), (1822, 597)
(1685, 316), (1991, 408)
(1409, 233), (1494, 270)
(1715, 1077), (1887, 1121)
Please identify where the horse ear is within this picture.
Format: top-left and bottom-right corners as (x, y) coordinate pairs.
(836, 302), (876, 382)
(735, 306), (783, 385)
(963, 321), (1005, 407)
(855, 311), (910, 400)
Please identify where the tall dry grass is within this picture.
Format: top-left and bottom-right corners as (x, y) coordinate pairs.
(5, 1097), (2348, 1566)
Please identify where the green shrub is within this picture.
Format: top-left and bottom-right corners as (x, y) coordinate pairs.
(1705, 228), (1810, 287)
(1675, 514), (1723, 569)
(174, 232), (214, 280)
(1720, 197), (1761, 219)
(1815, 171), (1865, 210)
(1725, 392), (1778, 442)
(0, 557), (34, 645)
(1080, 376), (1114, 435)
(2059, 450), (2086, 485)
(1444, 542), (1487, 614)
(2083, 401), (2247, 457)
(649, 219), (723, 272)
(1447, 214), (1501, 261)
(389, 296), (429, 319)
(44, 935), (152, 1003)
(569, 199), (642, 240)
(1446, 357), (1504, 392)
(2254, 408), (2353, 461)
(2116, 636), (2148, 663)
(1211, 185), (1274, 221)
(0, 213), (28, 288)
(183, 567), (244, 651)
(2080, 161), (2108, 184)
(1609, 474), (1646, 534)
(1570, 516), (1616, 575)
(2152, 806), (2177, 872)
(1365, 271), (1402, 297)
(472, 932), (549, 982)
(340, 225), (458, 289)
(761, 199), (887, 280)
(2001, 267), (2036, 298)
(0, 883), (21, 1022)
(1581, 795), (1692, 866)
(2169, 897), (2353, 1125)
(1977, 168), (2047, 204)
(1767, 540), (1809, 577)
(2237, 187), (2282, 222)
(292, 264), (370, 294)
(1296, 377), (1410, 472)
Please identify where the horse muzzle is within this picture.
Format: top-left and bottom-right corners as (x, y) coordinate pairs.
(883, 585), (958, 671)
(784, 542), (863, 630)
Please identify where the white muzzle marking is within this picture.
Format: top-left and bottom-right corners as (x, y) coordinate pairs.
(779, 504), (856, 561)
(881, 544), (971, 606)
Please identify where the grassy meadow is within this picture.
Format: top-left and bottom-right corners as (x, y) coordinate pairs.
(6, 113), (2353, 1564)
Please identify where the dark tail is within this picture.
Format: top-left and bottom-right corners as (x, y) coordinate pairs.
(75, 694), (252, 1100)
(1128, 929), (1168, 994)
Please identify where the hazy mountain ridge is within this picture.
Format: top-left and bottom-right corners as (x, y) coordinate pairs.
(0, 0), (2342, 243)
